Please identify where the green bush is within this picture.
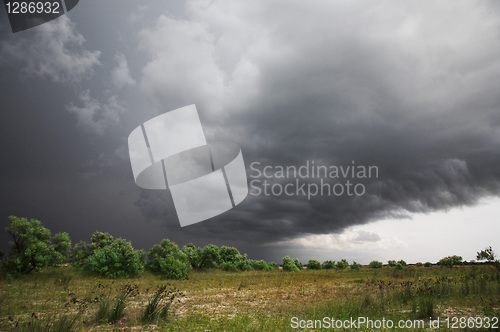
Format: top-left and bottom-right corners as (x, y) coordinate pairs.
(2, 216), (72, 277)
(293, 258), (303, 270)
(219, 261), (239, 272)
(424, 262), (432, 267)
(84, 238), (145, 278)
(307, 259), (322, 270)
(388, 260), (396, 267)
(415, 262), (423, 267)
(396, 262), (404, 270)
(398, 259), (407, 267)
(369, 260), (383, 269)
(336, 259), (349, 269)
(268, 262), (279, 270)
(147, 239), (191, 280)
(252, 260), (269, 271)
(351, 261), (361, 271)
(322, 260), (336, 269)
(283, 256), (300, 272)
(437, 255), (462, 268)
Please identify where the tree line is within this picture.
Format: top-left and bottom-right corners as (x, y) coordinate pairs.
(1, 216), (497, 279)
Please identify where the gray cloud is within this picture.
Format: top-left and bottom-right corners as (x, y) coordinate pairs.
(1, 0), (500, 261)
(0, 16), (100, 83)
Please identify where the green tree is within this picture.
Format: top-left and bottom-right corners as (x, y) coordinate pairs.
(2, 216), (70, 277)
(350, 261), (361, 271)
(369, 260), (383, 269)
(476, 246), (496, 263)
(50, 232), (71, 265)
(199, 244), (220, 269)
(437, 255), (462, 268)
(307, 259), (322, 270)
(182, 243), (202, 269)
(282, 256), (299, 272)
(388, 260), (396, 267)
(147, 239), (191, 280)
(322, 260), (336, 269)
(84, 238), (145, 278)
(336, 259), (349, 269)
(424, 262), (432, 267)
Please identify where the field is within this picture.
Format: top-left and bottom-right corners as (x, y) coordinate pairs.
(0, 265), (499, 331)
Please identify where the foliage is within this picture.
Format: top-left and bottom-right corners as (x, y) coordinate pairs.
(396, 262), (404, 270)
(437, 255), (463, 268)
(424, 262), (432, 267)
(267, 262), (279, 270)
(293, 258), (303, 270)
(282, 256), (299, 272)
(397, 259), (407, 267)
(336, 259), (349, 269)
(84, 238), (145, 278)
(477, 246), (496, 262)
(199, 244), (221, 269)
(147, 239), (191, 280)
(388, 260), (396, 267)
(369, 260), (383, 269)
(415, 262), (423, 267)
(322, 260), (336, 269)
(252, 260), (269, 271)
(350, 261), (361, 271)
(2, 216), (72, 277)
(307, 259), (322, 270)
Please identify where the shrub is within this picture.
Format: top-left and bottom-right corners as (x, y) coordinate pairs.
(268, 262), (279, 270)
(147, 239), (191, 280)
(424, 262), (432, 267)
(397, 259), (407, 267)
(415, 262), (423, 267)
(219, 261), (238, 272)
(85, 238), (145, 278)
(293, 259), (303, 270)
(199, 244), (220, 269)
(437, 255), (462, 268)
(2, 216), (71, 277)
(182, 243), (202, 269)
(322, 260), (336, 269)
(351, 261), (361, 271)
(396, 262), (404, 270)
(369, 261), (383, 269)
(252, 260), (269, 271)
(388, 260), (396, 267)
(307, 259), (322, 270)
(336, 259), (349, 269)
(219, 246), (243, 265)
(283, 256), (299, 272)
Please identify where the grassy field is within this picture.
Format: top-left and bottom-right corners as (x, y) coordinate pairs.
(0, 265), (499, 331)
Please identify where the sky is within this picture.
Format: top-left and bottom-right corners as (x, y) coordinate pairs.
(1, 0), (499, 264)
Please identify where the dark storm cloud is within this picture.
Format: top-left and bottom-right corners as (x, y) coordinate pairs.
(2, 0), (500, 260)
(134, 0), (500, 247)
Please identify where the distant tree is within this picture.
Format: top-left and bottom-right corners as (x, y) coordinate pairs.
(182, 243), (202, 269)
(50, 232), (71, 265)
(71, 241), (93, 267)
(388, 260), (396, 267)
(147, 239), (190, 280)
(199, 244), (220, 269)
(252, 260), (269, 271)
(307, 259), (322, 270)
(369, 260), (383, 269)
(322, 260), (336, 269)
(397, 260), (407, 267)
(415, 262), (423, 267)
(293, 258), (303, 270)
(424, 262), (432, 267)
(396, 262), (404, 270)
(336, 259), (349, 269)
(268, 262), (279, 270)
(86, 238), (145, 278)
(283, 256), (299, 272)
(437, 255), (462, 268)
(350, 261), (361, 271)
(477, 246), (496, 263)
(2, 216), (71, 277)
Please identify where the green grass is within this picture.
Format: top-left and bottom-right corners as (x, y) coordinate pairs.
(0, 265), (499, 331)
